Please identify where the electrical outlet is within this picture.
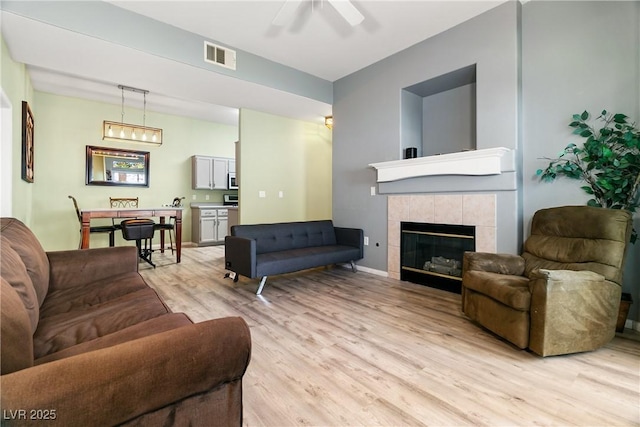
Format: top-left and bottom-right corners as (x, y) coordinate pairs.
(205, 195), (210, 200)
(192, 195), (196, 200)
(259, 191), (266, 198)
(364, 236), (369, 246)
(279, 191), (284, 198)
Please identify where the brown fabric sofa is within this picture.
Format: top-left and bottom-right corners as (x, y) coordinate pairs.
(462, 206), (633, 357)
(1, 217), (251, 426)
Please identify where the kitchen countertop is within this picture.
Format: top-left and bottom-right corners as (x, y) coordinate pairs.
(190, 203), (237, 209)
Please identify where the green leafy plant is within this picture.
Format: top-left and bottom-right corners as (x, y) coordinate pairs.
(536, 110), (640, 243)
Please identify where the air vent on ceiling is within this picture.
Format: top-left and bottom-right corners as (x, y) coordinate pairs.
(204, 41), (236, 70)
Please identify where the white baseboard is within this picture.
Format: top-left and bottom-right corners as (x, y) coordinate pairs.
(356, 265), (388, 277)
(625, 319), (639, 332)
(338, 263), (388, 277)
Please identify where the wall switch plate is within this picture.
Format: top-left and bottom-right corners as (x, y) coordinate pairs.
(259, 191), (266, 198)
(278, 191), (284, 198)
(205, 195), (210, 200)
(364, 236), (369, 245)
(370, 186), (376, 196)
(192, 195), (196, 200)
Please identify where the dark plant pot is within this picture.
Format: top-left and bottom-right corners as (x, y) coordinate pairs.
(616, 292), (633, 333)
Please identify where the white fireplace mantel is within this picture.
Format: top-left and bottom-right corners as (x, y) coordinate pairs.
(369, 147), (515, 183)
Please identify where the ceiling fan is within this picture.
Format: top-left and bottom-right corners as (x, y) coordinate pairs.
(273, 0), (365, 27)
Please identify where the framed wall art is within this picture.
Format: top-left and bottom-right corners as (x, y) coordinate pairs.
(21, 101), (34, 183)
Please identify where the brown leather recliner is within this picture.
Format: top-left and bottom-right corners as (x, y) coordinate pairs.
(461, 205), (633, 356)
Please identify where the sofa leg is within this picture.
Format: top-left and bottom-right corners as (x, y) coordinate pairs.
(350, 260), (357, 273)
(256, 276), (268, 295)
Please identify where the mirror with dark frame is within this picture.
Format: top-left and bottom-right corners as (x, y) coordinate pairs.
(86, 145), (150, 187)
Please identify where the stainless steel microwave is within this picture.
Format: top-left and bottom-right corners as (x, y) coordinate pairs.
(228, 172), (238, 189)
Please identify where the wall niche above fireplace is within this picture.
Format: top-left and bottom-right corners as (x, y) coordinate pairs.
(401, 64), (476, 158)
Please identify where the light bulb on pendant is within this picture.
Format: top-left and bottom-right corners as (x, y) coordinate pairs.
(142, 131), (147, 142)
(152, 132), (157, 143)
(108, 125), (113, 137)
(131, 129), (136, 140)
(119, 127), (125, 138)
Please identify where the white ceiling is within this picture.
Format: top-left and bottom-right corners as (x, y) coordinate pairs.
(1, 0), (507, 126)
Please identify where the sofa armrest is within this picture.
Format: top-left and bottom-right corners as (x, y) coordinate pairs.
(462, 251), (525, 276)
(528, 269), (620, 356)
(47, 247), (139, 291)
(0, 316), (251, 426)
(225, 236), (257, 278)
(334, 227), (364, 258)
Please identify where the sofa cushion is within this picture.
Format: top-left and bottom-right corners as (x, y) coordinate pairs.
(463, 270), (531, 311)
(1, 279), (34, 374)
(33, 288), (172, 358)
(522, 252), (620, 286)
(35, 313), (193, 364)
(1, 236), (39, 332)
(39, 272), (150, 319)
(0, 218), (50, 306)
(233, 220), (337, 254)
(255, 245), (362, 277)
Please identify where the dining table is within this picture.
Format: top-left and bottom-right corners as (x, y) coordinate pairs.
(80, 207), (183, 263)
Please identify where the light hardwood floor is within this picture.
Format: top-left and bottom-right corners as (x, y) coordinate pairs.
(140, 247), (640, 427)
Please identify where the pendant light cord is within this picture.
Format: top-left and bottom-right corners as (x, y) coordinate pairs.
(143, 92), (147, 129)
(121, 86), (125, 125)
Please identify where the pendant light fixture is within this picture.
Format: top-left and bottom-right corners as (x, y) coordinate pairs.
(103, 85), (163, 145)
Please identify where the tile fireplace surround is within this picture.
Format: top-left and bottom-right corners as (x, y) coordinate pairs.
(387, 194), (497, 280)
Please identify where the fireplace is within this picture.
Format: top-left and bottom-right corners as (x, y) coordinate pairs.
(400, 222), (475, 293)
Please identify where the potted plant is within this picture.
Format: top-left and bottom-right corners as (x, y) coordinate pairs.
(537, 110), (640, 242)
(537, 110), (640, 332)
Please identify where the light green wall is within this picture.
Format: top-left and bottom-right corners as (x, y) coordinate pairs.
(30, 91), (238, 251)
(238, 109), (332, 224)
(1, 35), (34, 221)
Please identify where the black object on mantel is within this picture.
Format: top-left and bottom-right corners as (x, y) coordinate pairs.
(405, 147), (417, 159)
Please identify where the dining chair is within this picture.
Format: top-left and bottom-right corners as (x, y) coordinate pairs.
(154, 196), (184, 254)
(68, 195), (116, 248)
(109, 197), (140, 229)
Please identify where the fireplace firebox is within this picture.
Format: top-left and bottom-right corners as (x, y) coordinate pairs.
(400, 222), (475, 293)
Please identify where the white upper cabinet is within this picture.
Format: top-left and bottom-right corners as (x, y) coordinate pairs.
(192, 155), (232, 190)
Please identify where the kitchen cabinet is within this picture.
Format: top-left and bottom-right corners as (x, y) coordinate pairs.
(191, 206), (228, 245)
(192, 155), (231, 190)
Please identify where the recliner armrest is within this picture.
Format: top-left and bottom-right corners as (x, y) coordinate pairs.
(463, 251), (525, 276)
(47, 247), (139, 291)
(528, 269), (620, 356)
(0, 317), (251, 426)
(334, 227), (364, 258)
(225, 235), (257, 278)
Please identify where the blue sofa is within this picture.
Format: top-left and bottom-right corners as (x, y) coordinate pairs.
(224, 220), (364, 295)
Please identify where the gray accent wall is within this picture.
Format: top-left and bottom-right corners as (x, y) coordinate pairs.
(334, 0), (640, 322)
(333, 1), (521, 271)
(522, 1), (640, 321)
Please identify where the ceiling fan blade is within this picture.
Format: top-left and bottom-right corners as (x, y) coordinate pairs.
(272, 0), (304, 26)
(327, 0), (364, 26)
